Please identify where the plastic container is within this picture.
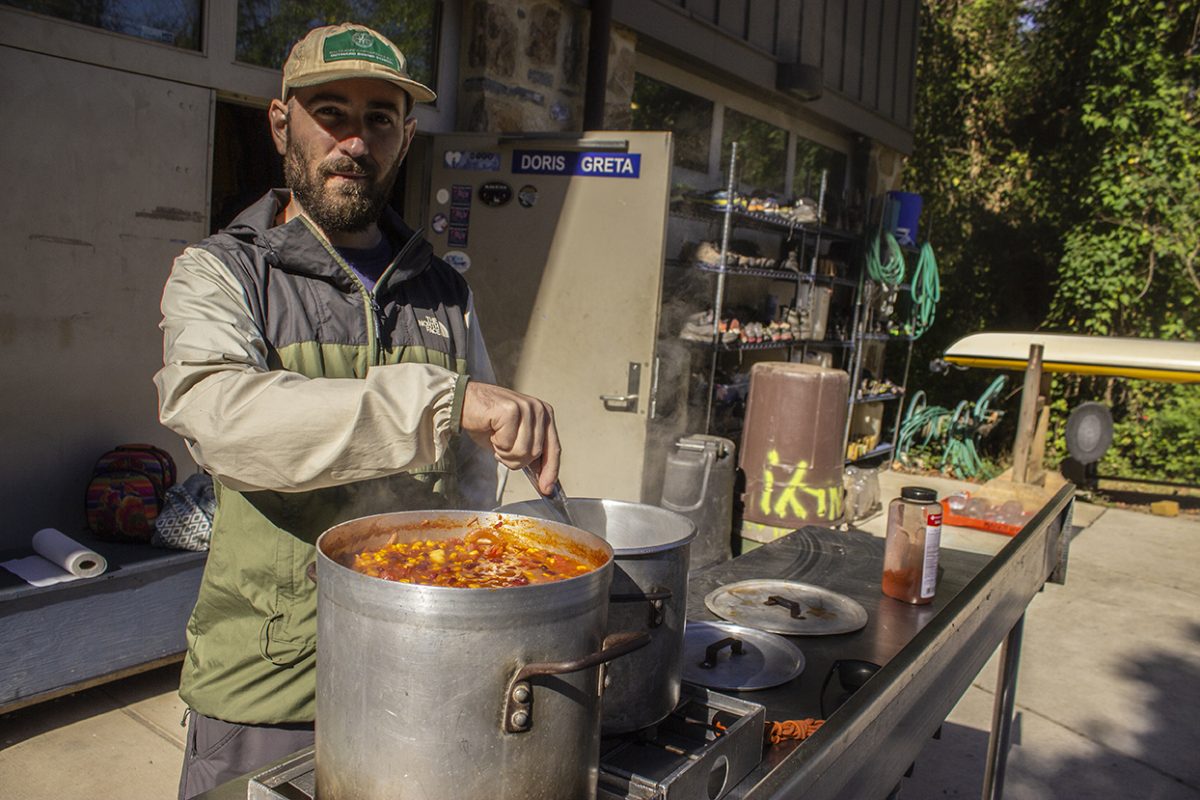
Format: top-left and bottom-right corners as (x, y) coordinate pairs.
(881, 486), (942, 604)
(740, 363), (849, 529)
(942, 481), (1057, 537)
(795, 283), (833, 340)
(885, 191), (923, 246)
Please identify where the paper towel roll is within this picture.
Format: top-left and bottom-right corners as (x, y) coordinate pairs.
(32, 528), (108, 578)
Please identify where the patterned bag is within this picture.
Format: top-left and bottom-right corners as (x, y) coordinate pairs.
(85, 444), (177, 542)
(152, 473), (216, 551)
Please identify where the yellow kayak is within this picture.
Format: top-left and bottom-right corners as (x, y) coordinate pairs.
(943, 332), (1200, 383)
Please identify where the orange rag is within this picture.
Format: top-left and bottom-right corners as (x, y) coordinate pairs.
(765, 718), (825, 744)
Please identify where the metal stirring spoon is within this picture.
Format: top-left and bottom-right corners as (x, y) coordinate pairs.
(521, 465), (577, 528)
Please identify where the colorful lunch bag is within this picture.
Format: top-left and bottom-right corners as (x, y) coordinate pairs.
(85, 444), (177, 542)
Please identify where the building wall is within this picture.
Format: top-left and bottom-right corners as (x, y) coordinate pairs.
(800, 0), (919, 131)
(0, 1), (917, 547)
(613, 0), (917, 154)
(0, 4), (466, 547)
(0, 46), (210, 544)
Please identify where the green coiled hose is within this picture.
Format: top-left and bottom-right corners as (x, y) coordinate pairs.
(866, 231), (905, 286)
(909, 242), (940, 339)
(895, 375), (1008, 479)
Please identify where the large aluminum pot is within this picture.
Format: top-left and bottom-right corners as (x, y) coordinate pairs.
(314, 510), (648, 800)
(497, 498), (696, 734)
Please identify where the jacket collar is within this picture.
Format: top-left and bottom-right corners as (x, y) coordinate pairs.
(222, 189), (432, 293)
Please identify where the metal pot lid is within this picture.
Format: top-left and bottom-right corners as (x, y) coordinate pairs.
(704, 579), (869, 636)
(682, 620), (805, 691)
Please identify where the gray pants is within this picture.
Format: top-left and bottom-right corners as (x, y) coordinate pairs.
(179, 710), (314, 799)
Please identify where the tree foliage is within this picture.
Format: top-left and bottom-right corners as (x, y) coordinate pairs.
(908, 0), (1199, 481)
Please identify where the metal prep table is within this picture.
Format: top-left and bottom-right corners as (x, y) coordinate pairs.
(690, 482), (1074, 800)
(195, 483), (1074, 800)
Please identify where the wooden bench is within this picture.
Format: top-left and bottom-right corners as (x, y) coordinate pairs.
(0, 532), (206, 714)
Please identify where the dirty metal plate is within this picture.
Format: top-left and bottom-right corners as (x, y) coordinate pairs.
(704, 579), (868, 636)
(681, 620), (805, 691)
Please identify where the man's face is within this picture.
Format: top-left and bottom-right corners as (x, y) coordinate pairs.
(272, 79), (416, 233)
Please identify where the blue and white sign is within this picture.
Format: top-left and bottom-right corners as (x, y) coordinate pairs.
(513, 150), (641, 178)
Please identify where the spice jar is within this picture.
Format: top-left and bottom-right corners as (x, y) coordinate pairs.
(881, 486), (942, 604)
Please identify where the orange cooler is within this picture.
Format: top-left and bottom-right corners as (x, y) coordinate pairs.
(739, 362), (849, 530)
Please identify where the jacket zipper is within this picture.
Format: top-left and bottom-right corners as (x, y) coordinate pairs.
(369, 231), (425, 365)
(367, 296), (384, 365)
(297, 217), (424, 367)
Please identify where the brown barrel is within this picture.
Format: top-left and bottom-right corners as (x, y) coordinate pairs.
(739, 362), (849, 529)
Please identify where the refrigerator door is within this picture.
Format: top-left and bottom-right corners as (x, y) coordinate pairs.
(427, 132), (673, 503)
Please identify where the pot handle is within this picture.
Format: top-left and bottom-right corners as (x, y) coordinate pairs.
(503, 631), (651, 734)
(609, 588), (672, 628)
(306, 562), (318, 584)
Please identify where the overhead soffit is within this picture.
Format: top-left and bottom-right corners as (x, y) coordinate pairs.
(610, 0), (914, 154)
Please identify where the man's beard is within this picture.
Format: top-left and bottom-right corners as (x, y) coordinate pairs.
(284, 141), (399, 233)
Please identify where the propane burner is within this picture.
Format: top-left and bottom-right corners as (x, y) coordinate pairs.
(245, 685), (763, 800)
(597, 685), (765, 800)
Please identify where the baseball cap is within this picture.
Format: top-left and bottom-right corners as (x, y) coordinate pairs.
(281, 23), (436, 105)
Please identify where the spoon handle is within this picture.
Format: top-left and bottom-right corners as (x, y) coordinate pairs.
(521, 466), (576, 527)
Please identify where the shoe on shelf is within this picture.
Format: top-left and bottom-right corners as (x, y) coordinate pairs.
(718, 318), (740, 344)
(679, 309), (714, 342)
(782, 198), (819, 224)
(740, 321), (765, 343)
(693, 241), (724, 266)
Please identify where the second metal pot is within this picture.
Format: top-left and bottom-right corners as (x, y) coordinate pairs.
(498, 498), (696, 733)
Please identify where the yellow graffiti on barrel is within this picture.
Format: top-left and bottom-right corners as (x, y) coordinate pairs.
(758, 450), (843, 522)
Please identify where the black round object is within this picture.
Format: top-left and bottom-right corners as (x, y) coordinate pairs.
(478, 181), (513, 207)
(901, 486), (937, 503)
(1065, 402), (1114, 464)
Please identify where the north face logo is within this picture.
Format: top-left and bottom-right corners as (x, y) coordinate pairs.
(419, 315), (449, 338)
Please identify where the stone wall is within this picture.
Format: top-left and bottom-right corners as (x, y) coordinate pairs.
(459, 0), (637, 132)
(604, 22), (636, 129)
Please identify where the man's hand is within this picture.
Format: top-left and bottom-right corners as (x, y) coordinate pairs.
(461, 381), (561, 494)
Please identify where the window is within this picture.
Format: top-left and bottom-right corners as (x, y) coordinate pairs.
(236, 0), (440, 90)
(630, 73), (713, 173)
(793, 137), (848, 203)
(721, 108), (787, 196)
(4, 0), (202, 49)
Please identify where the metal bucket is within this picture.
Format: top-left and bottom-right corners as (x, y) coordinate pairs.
(661, 434), (736, 571)
(498, 498), (696, 734)
(314, 510), (647, 800)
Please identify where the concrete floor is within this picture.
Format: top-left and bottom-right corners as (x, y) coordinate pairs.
(1, 471), (1197, 800)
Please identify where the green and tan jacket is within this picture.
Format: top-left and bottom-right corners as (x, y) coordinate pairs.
(155, 190), (497, 724)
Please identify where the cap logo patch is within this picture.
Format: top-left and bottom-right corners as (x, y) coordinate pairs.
(322, 29), (400, 71)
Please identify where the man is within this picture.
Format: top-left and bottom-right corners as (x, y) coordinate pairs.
(154, 23), (560, 798)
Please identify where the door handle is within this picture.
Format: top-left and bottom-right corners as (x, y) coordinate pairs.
(600, 363), (641, 413)
(600, 393), (638, 409)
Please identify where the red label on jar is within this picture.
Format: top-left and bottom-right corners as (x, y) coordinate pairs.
(927, 511), (943, 527)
